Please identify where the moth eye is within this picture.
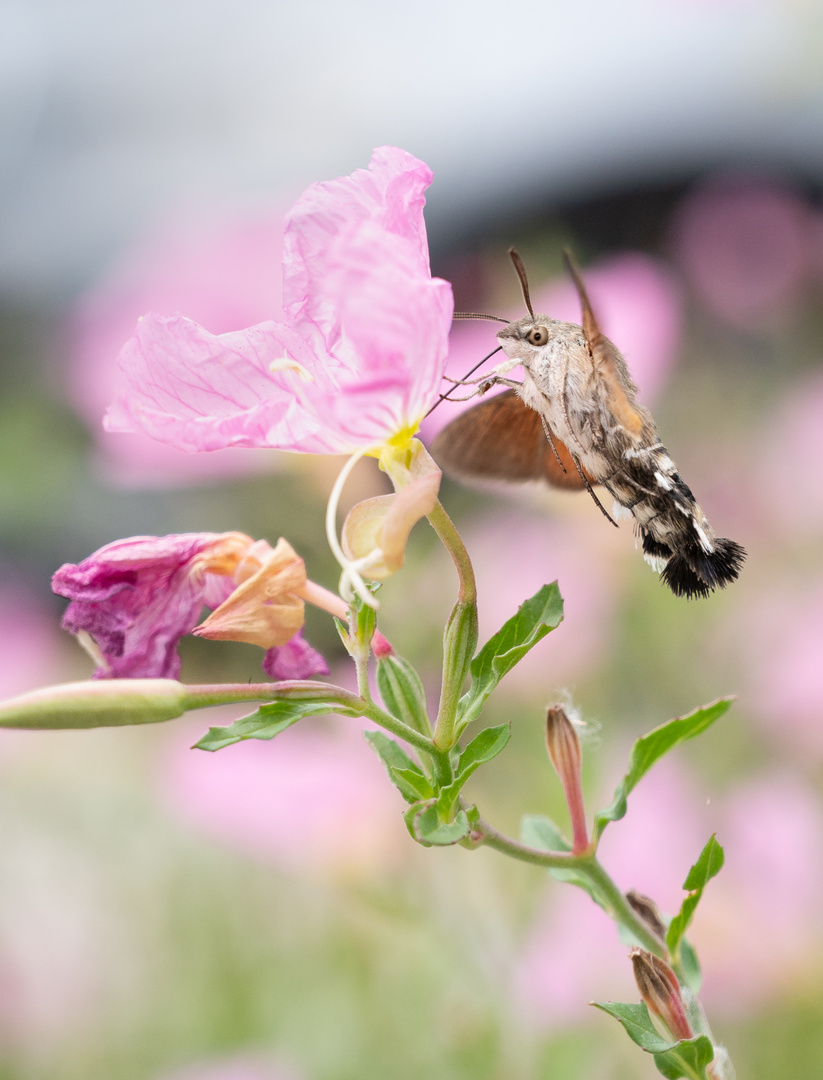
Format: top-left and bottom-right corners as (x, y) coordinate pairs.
(526, 325), (549, 346)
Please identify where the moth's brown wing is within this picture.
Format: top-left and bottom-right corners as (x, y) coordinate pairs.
(431, 389), (588, 491)
(562, 249), (645, 439)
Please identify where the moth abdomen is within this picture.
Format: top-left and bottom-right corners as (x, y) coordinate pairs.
(659, 537), (746, 599)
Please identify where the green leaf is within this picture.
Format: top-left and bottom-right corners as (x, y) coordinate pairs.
(593, 699), (733, 841)
(593, 1002), (714, 1078)
(195, 698), (353, 751)
(592, 1002), (675, 1054)
(654, 1036), (714, 1079)
(391, 767), (434, 801)
(376, 653), (430, 734)
(457, 723), (511, 777)
(521, 814), (613, 912)
(521, 813), (570, 854)
(667, 836), (724, 960)
(413, 804), (470, 846)
(457, 583), (564, 728)
(679, 939), (702, 994)
(364, 730), (430, 803)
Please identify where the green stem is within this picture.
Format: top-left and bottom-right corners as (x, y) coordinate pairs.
(427, 500), (476, 603)
(473, 814), (666, 957)
(359, 699), (436, 756)
(355, 651), (372, 702)
(427, 500), (479, 750)
(431, 747), (454, 788)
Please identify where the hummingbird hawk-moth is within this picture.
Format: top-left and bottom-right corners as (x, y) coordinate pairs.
(432, 250), (746, 599)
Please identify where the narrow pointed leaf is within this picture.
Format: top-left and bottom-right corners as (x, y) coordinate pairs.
(195, 697), (356, 751)
(667, 836), (724, 960)
(457, 583), (564, 727)
(457, 723), (511, 777)
(593, 699), (733, 841)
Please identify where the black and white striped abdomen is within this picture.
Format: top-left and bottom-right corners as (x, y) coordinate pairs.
(602, 443), (745, 599)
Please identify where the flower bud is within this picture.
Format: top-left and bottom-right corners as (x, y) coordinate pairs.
(377, 652), (430, 734)
(630, 948), (694, 1042)
(545, 705), (589, 853)
(0, 679), (189, 729)
(626, 889), (667, 943)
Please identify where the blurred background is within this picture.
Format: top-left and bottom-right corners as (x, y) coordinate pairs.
(2, 1), (823, 1077)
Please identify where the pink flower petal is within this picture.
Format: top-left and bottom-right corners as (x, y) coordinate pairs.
(106, 148), (453, 456)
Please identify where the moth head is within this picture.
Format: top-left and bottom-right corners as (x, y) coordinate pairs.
(496, 314), (554, 364)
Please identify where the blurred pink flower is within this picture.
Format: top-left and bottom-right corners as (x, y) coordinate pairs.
(106, 147), (453, 456)
(52, 533), (328, 681)
(696, 774), (823, 1015)
(153, 1056), (303, 1080)
(0, 584), (67, 698)
(422, 252), (681, 443)
(71, 212), (288, 486)
(671, 175), (813, 330)
(756, 370), (823, 540)
(161, 711), (405, 876)
(733, 575), (823, 757)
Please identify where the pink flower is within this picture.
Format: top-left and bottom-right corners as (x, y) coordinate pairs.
(105, 147), (453, 457)
(51, 533), (329, 681)
(70, 212), (289, 486)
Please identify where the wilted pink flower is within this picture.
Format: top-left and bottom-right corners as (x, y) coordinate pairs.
(52, 533), (328, 681)
(106, 147), (453, 457)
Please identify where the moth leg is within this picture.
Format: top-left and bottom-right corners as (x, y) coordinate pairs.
(571, 452), (619, 528)
(539, 413), (568, 474)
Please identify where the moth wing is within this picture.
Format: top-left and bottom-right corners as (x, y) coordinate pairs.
(562, 249), (646, 440)
(431, 389), (588, 491)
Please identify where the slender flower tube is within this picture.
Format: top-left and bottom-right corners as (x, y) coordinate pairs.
(545, 705), (589, 854)
(52, 533), (330, 680)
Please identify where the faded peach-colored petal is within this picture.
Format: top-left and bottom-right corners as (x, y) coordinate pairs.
(342, 470), (440, 579)
(195, 538), (307, 648)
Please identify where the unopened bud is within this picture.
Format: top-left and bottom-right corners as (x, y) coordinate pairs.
(630, 948), (694, 1042)
(545, 705), (589, 853)
(377, 652), (430, 735)
(0, 679), (189, 729)
(626, 890), (667, 943)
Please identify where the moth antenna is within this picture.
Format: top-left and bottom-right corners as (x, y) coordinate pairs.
(570, 453), (619, 527)
(453, 312), (510, 324)
(508, 248), (535, 319)
(424, 345), (503, 417)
